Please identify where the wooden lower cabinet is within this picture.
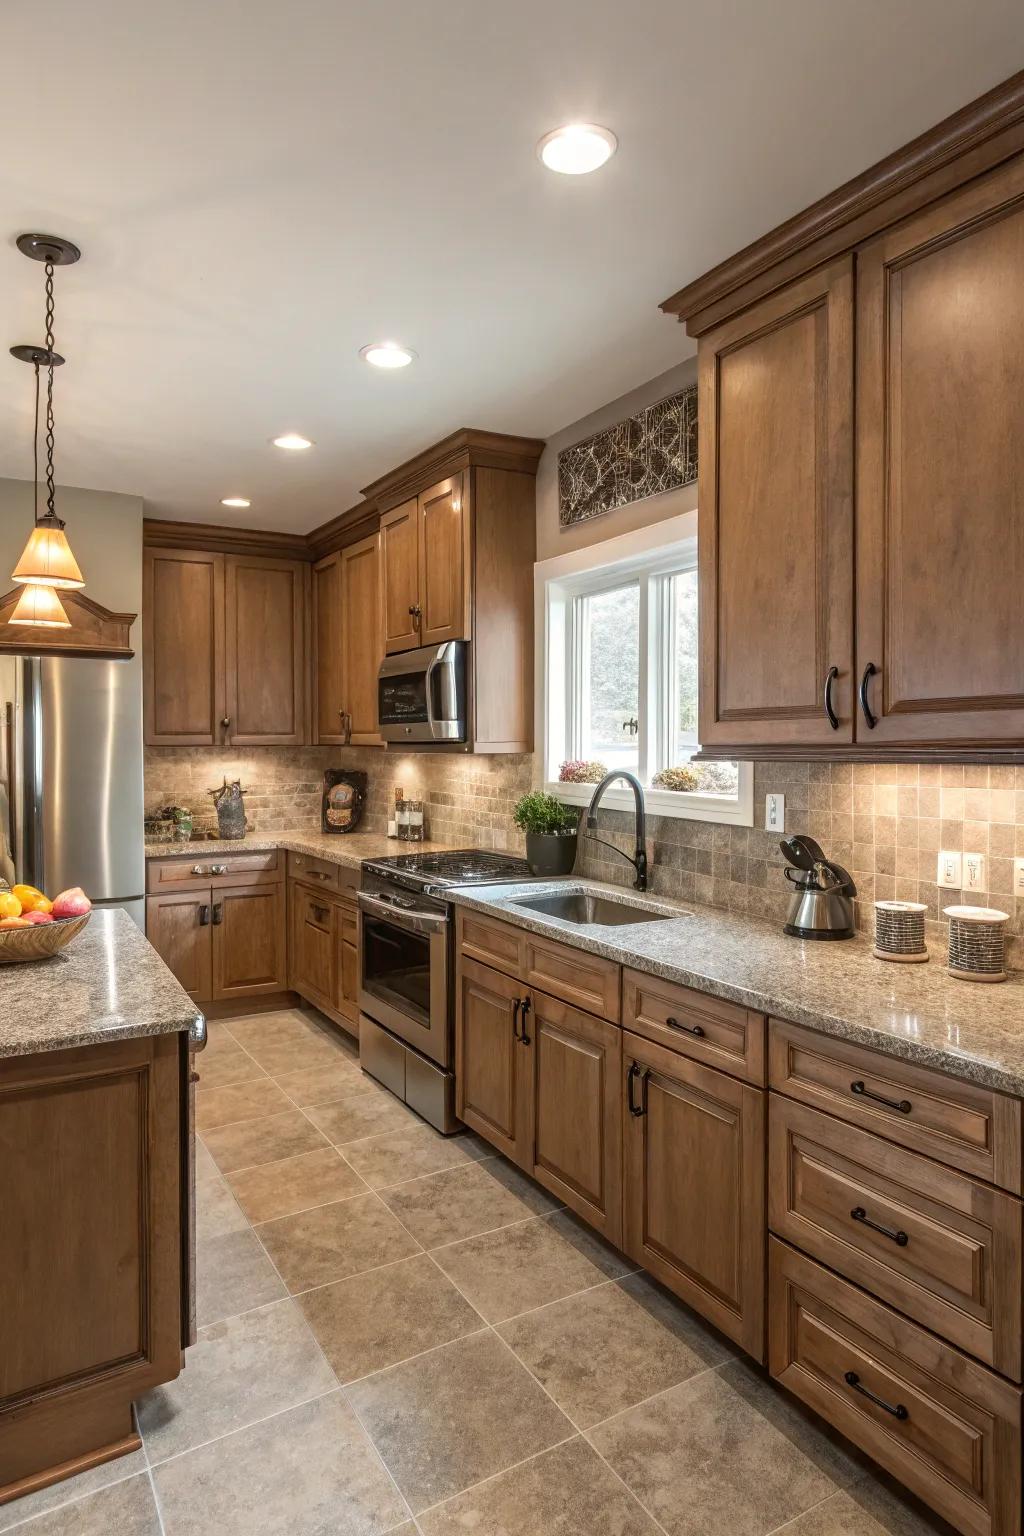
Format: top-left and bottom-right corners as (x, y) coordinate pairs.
(287, 879), (359, 1038)
(212, 884), (286, 1001)
(770, 1240), (1021, 1536)
(456, 956), (525, 1163)
(622, 1029), (766, 1359)
(336, 901), (359, 1026)
(146, 890), (212, 1003)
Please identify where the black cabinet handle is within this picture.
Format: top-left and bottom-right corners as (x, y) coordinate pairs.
(665, 1016), (705, 1039)
(824, 665), (839, 730)
(211, 903), (223, 926)
(408, 604), (421, 619)
(198, 903), (210, 926)
(518, 997), (531, 1045)
(511, 998), (522, 1042)
(859, 663), (878, 729)
(627, 1061), (644, 1116)
(850, 1206), (909, 1247)
(850, 1080), (911, 1115)
(843, 1371), (908, 1421)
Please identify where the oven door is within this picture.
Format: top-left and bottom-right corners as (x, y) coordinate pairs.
(357, 893), (451, 1067)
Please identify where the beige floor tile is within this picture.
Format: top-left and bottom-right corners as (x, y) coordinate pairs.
(305, 1093), (420, 1146)
(196, 1227), (287, 1327)
(588, 1363), (856, 1536)
(546, 1208), (636, 1278)
(0, 1454), (148, 1533)
(432, 1215), (606, 1324)
(418, 1437), (661, 1535)
(195, 1031), (268, 1091)
(298, 1253), (484, 1383)
(138, 1298), (337, 1463)
(152, 1392), (408, 1536)
(194, 1134), (220, 1184)
(341, 1124), (490, 1190)
(246, 1035), (356, 1076)
(227, 1146), (366, 1224)
(195, 1174), (250, 1243)
(347, 1331), (572, 1513)
(498, 1273), (733, 1427)
(255, 1192), (421, 1292)
(195, 1077), (293, 1131)
(223, 1008), (318, 1048)
(272, 1060), (365, 1107)
(4, 1475), (162, 1535)
(379, 1157), (562, 1249)
(833, 1475), (959, 1535)
(202, 1109), (329, 1174)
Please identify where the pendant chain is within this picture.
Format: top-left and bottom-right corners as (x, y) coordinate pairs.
(44, 260), (58, 523)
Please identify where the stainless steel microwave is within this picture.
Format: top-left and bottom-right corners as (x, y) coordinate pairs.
(377, 641), (467, 744)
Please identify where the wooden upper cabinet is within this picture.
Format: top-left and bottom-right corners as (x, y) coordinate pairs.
(698, 257), (854, 749)
(341, 532), (385, 745)
(418, 474), (467, 646)
(381, 498), (421, 654)
(143, 548), (225, 746)
(313, 551), (345, 744)
(224, 556), (306, 746)
(855, 156), (1024, 747)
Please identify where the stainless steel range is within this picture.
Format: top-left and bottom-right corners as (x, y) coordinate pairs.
(357, 849), (535, 1132)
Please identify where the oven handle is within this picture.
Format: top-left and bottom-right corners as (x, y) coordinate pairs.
(357, 891), (450, 935)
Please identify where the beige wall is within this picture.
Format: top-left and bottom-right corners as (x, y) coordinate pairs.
(0, 478), (143, 617)
(535, 358), (697, 562)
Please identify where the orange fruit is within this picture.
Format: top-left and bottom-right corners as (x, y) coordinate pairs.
(12, 884), (51, 913)
(0, 891), (22, 919)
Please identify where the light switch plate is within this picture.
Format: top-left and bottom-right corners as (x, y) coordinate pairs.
(765, 793), (785, 833)
(937, 850), (962, 888)
(963, 852), (986, 892)
(1015, 859), (1024, 898)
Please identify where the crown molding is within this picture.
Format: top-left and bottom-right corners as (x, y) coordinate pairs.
(662, 68), (1024, 336)
(143, 518), (309, 559)
(306, 501), (379, 562)
(360, 427), (545, 511)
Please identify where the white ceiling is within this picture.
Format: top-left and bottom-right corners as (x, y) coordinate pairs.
(2, 0), (1022, 533)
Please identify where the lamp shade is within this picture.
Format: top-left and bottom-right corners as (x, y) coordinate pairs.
(8, 583), (71, 628)
(12, 522), (85, 589)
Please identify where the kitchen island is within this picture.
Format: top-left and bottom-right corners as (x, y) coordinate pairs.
(0, 909), (202, 1504)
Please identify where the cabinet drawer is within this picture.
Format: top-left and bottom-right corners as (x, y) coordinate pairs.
(624, 970), (765, 1084)
(769, 1240), (1021, 1536)
(769, 1096), (1022, 1377)
(457, 908), (527, 978)
(769, 1019), (1022, 1193)
(287, 850), (345, 893)
(292, 882), (335, 935)
(147, 850), (280, 893)
(525, 933), (620, 1023)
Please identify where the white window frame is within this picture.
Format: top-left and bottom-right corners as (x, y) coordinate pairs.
(535, 511), (753, 827)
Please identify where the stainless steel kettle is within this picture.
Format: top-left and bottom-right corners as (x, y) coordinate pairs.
(780, 835), (856, 940)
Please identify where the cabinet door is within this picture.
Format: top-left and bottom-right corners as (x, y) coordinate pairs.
(341, 532), (385, 745)
(698, 257), (854, 749)
(623, 1031), (766, 1358)
(212, 883), (286, 1000)
(524, 991), (622, 1245)
(418, 474), (468, 647)
(146, 890), (213, 1003)
(856, 157), (1024, 746)
(143, 548), (225, 746)
(313, 551), (346, 744)
(289, 881), (336, 1011)
(224, 556), (306, 745)
(335, 898), (359, 1026)
(455, 956), (528, 1164)
(380, 499), (421, 653)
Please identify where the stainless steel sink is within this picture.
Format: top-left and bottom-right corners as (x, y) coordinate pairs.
(509, 891), (678, 926)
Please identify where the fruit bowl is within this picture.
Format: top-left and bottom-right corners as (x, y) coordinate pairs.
(0, 911), (92, 965)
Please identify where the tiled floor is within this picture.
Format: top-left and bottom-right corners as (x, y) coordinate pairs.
(1, 1007), (959, 1536)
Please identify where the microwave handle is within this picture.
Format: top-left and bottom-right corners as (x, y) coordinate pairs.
(357, 891), (449, 934)
(426, 644), (459, 728)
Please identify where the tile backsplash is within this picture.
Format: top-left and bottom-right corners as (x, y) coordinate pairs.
(145, 750), (1024, 969)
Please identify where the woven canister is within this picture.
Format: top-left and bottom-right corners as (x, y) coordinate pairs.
(873, 900), (928, 963)
(944, 906), (1010, 983)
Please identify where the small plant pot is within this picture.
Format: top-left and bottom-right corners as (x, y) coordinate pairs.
(525, 831), (578, 878)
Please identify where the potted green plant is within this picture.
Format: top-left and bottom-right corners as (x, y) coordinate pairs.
(512, 792), (580, 877)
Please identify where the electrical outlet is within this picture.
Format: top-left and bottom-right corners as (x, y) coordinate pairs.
(937, 850), (962, 889)
(1015, 859), (1024, 897)
(963, 852), (986, 892)
(765, 793), (785, 833)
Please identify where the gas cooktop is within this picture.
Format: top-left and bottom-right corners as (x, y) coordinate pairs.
(362, 848), (533, 889)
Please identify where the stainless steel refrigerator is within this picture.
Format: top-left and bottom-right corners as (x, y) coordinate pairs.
(0, 655), (145, 928)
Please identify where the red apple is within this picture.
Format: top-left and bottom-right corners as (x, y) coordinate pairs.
(51, 887), (92, 918)
(23, 909), (55, 924)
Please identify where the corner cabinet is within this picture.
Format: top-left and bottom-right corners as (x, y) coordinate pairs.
(144, 547), (307, 747)
(313, 532), (385, 747)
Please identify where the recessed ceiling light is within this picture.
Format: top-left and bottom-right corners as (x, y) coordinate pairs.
(220, 497), (251, 509)
(360, 341), (416, 369)
(272, 433), (314, 451)
(538, 123), (617, 175)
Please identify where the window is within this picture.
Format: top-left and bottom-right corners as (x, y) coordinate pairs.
(539, 515), (752, 825)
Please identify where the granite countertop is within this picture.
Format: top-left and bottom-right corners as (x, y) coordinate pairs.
(0, 908), (203, 1059)
(143, 830), (461, 870)
(448, 879), (1024, 1098)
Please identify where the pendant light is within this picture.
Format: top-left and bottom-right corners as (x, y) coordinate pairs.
(9, 234), (84, 626)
